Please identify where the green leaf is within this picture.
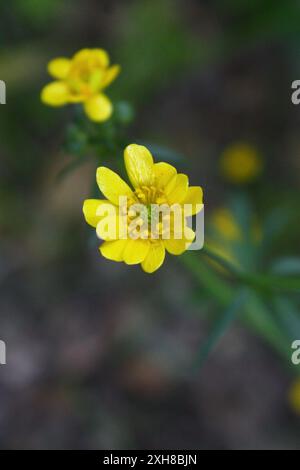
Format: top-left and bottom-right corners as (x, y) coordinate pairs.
(191, 289), (248, 370)
(270, 257), (300, 277)
(262, 207), (292, 249)
(229, 192), (253, 240)
(181, 252), (233, 307)
(242, 293), (291, 359)
(64, 123), (88, 156)
(272, 297), (300, 341)
(181, 253), (292, 360)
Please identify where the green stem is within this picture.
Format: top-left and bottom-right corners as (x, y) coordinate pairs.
(191, 288), (248, 371)
(202, 246), (300, 294)
(180, 252), (291, 360)
(181, 252), (232, 306)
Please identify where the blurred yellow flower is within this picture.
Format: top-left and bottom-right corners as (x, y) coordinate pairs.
(288, 379), (300, 414)
(41, 48), (120, 122)
(207, 208), (241, 270)
(211, 208), (241, 241)
(207, 207), (262, 272)
(83, 144), (203, 273)
(220, 143), (262, 184)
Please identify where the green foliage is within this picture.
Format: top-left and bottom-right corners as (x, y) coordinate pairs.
(113, 0), (211, 104)
(13, 0), (61, 26)
(218, 0), (300, 41)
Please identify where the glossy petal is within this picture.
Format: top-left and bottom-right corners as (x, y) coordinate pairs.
(166, 174), (189, 204)
(41, 81), (69, 106)
(84, 94), (112, 122)
(141, 241), (165, 273)
(164, 227), (195, 255)
(97, 167), (135, 205)
(123, 239), (150, 265)
(82, 199), (112, 228)
(182, 186), (203, 216)
(96, 212), (127, 241)
(48, 58), (71, 79)
(153, 162), (177, 190)
(124, 144), (154, 188)
(100, 239), (127, 262)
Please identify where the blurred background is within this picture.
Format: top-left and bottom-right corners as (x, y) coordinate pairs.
(1, 0), (300, 449)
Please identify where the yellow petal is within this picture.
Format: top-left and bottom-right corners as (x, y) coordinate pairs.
(102, 65), (121, 88)
(41, 81), (69, 106)
(163, 238), (186, 255)
(183, 186), (203, 216)
(92, 48), (110, 67)
(73, 48), (109, 67)
(153, 162), (177, 189)
(96, 167), (134, 206)
(164, 227), (195, 255)
(124, 144), (154, 189)
(141, 241), (165, 273)
(84, 94), (112, 122)
(48, 57), (71, 79)
(123, 239), (150, 265)
(184, 226), (196, 246)
(166, 174), (189, 204)
(100, 239), (127, 262)
(72, 48), (90, 61)
(82, 199), (112, 228)
(96, 212), (127, 241)
(89, 70), (106, 92)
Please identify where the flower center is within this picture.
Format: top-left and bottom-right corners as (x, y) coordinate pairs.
(124, 186), (174, 241)
(68, 60), (105, 96)
(134, 185), (167, 205)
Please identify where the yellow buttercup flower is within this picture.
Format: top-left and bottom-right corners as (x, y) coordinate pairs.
(83, 144), (203, 273)
(220, 143), (263, 184)
(41, 48), (120, 122)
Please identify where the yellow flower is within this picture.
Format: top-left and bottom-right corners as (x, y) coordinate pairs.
(211, 208), (241, 241)
(41, 48), (120, 122)
(207, 207), (262, 271)
(207, 209), (241, 270)
(220, 143), (262, 184)
(83, 144), (203, 273)
(288, 379), (300, 414)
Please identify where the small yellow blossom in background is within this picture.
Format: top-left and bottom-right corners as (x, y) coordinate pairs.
(207, 207), (262, 272)
(220, 142), (263, 184)
(207, 208), (241, 270)
(288, 379), (300, 415)
(211, 208), (242, 241)
(211, 207), (262, 244)
(41, 48), (120, 122)
(83, 144), (203, 273)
